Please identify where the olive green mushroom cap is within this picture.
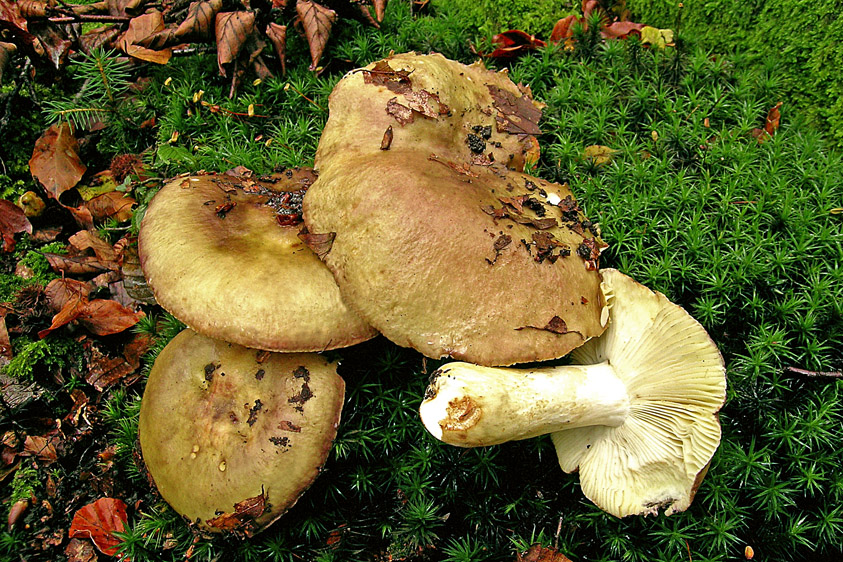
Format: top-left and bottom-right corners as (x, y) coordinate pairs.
(138, 171), (377, 352)
(552, 269), (727, 517)
(303, 53), (608, 366)
(138, 329), (345, 535)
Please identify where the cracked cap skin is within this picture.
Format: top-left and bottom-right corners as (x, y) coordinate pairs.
(303, 52), (608, 366)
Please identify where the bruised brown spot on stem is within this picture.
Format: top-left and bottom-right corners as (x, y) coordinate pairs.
(441, 396), (481, 432)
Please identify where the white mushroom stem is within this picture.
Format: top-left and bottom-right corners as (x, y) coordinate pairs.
(419, 268), (727, 518)
(421, 361), (631, 446)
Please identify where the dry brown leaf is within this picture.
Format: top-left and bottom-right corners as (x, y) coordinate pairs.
(120, 11), (173, 64)
(79, 25), (123, 54)
(29, 123), (86, 204)
(85, 191), (136, 223)
(140, 0), (222, 49)
(38, 297), (89, 338)
(488, 84), (542, 136)
(297, 0), (336, 70)
(45, 279), (92, 313)
(0, 316), (11, 360)
(373, 0), (387, 22)
(44, 253), (113, 275)
(215, 11), (256, 76)
(65, 538), (97, 562)
(22, 435), (58, 463)
(516, 544), (573, 562)
(30, 22), (72, 69)
(68, 230), (118, 263)
(0, 200), (32, 253)
(77, 299), (144, 336)
(266, 23), (287, 75)
(107, 0), (144, 18)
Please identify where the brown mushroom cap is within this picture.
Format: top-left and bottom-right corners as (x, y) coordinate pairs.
(303, 53), (607, 366)
(138, 329), (345, 535)
(138, 170), (377, 352)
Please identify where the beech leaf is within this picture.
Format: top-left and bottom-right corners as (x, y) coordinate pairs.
(550, 14), (578, 43)
(0, 200), (32, 253)
(373, 0), (387, 22)
(120, 11), (172, 64)
(296, 0), (336, 70)
(29, 123), (86, 203)
(488, 30), (546, 59)
(266, 23), (287, 75)
(68, 498), (128, 557)
(215, 11), (256, 76)
(516, 544), (574, 562)
(77, 299), (144, 336)
(85, 191), (136, 223)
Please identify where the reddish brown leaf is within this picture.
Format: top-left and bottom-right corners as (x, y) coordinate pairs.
(0, 316), (11, 360)
(78, 299), (143, 336)
(516, 544), (573, 562)
(120, 11), (172, 64)
(266, 23), (287, 75)
(108, 0), (144, 17)
(296, 0), (336, 70)
(23, 435), (58, 463)
(0, 200), (32, 253)
(38, 297), (88, 338)
(79, 25), (123, 54)
(765, 101), (783, 136)
(298, 228), (335, 259)
(69, 498), (128, 557)
(69, 230), (118, 263)
(30, 22), (73, 69)
(139, 0), (222, 49)
(601, 20), (644, 39)
(550, 14), (579, 43)
(373, 0), (387, 22)
(85, 191), (136, 223)
(0, 0), (28, 30)
(44, 253), (112, 275)
(488, 29), (546, 59)
(45, 278), (92, 313)
(29, 123), (86, 203)
(487, 84), (542, 136)
(7, 499), (29, 531)
(206, 492), (267, 535)
(65, 538), (98, 562)
(215, 11), (256, 76)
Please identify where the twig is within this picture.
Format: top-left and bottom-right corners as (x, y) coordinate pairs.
(783, 366), (842, 379)
(284, 82), (326, 113)
(48, 15), (131, 23)
(553, 515), (563, 549)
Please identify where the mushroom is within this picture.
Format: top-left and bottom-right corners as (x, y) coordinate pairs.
(303, 53), (608, 366)
(138, 170), (377, 352)
(419, 268), (727, 517)
(138, 329), (345, 535)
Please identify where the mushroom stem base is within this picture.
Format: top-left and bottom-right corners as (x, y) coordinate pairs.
(420, 361), (629, 447)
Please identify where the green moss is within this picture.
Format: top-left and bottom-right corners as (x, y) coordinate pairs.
(431, 0), (574, 38)
(625, 0), (843, 146)
(8, 461), (39, 506)
(2, 336), (84, 381)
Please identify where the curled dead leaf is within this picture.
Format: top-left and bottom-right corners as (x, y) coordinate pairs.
(29, 123), (86, 204)
(296, 1), (336, 70)
(215, 11), (256, 76)
(0, 200), (32, 253)
(68, 498), (128, 557)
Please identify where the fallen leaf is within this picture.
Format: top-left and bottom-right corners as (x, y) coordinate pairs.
(85, 191), (136, 223)
(65, 538), (98, 562)
(488, 29), (546, 59)
(29, 123), (86, 203)
(297, 0), (336, 70)
(549, 14), (579, 43)
(44, 253), (113, 275)
(45, 278), (92, 313)
(215, 11), (256, 76)
(0, 316), (11, 360)
(266, 23), (287, 75)
(0, 200), (32, 253)
(583, 144), (617, 165)
(764, 101), (783, 136)
(516, 544), (573, 562)
(0, 41), (17, 83)
(7, 498), (29, 531)
(23, 435), (58, 463)
(206, 491), (267, 536)
(68, 498), (128, 557)
(298, 228), (335, 259)
(640, 25), (674, 49)
(373, 0), (387, 22)
(139, 0), (222, 49)
(69, 230), (118, 263)
(488, 84), (542, 136)
(601, 20), (644, 39)
(120, 11), (172, 64)
(77, 299), (144, 336)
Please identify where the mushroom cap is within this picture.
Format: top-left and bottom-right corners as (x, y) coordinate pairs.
(304, 53), (608, 366)
(551, 268), (727, 517)
(138, 329), (345, 534)
(138, 171), (376, 352)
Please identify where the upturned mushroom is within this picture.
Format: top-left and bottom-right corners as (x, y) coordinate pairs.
(419, 268), (727, 517)
(139, 329), (345, 535)
(303, 52), (609, 366)
(138, 169), (376, 352)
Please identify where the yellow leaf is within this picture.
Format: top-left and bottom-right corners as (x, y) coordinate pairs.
(583, 145), (618, 166)
(640, 26), (674, 49)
